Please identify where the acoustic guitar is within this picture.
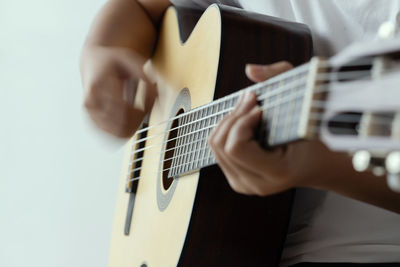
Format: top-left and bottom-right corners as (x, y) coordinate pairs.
(108, 4), (400, 267)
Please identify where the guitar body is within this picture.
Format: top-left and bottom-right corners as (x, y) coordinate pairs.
(109, 4), (312, 267)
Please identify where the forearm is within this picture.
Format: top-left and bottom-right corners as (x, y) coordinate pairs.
(83, 0), (170, 58)
(313, 151), (400, 214)
(80, 0), (170, 137)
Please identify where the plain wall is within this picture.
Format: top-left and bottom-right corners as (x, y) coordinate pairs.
(0, 1), (127, 266)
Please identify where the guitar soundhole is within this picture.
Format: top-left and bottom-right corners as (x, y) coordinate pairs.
(162, 109), (184, 190)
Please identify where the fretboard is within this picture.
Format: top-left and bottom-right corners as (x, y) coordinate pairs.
(168, 61), (317, 178)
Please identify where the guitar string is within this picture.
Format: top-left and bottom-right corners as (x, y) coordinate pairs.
(131, 58), (374, 139)
(126, 116), (400, 185)
(128, 67), (377, 159)
(127, 106), (398, 174)
(137, 104), (396, 165)
(127, 113), (399, 184)
(129, 100), (304, 166)
(126, 155), (216, 184)
(129, 85), (309, 157)
(127, 95), (398, 182)
(130, 64), (374, 144)
(130, 68), (377, 148)
(127, 63), (397, 165)
(131, 62), (311, 137)
(125, 61), (393, 183)
(127, 65), (397, 161)
(128, 84), (398, 161)
(127, 117), (400, 184)
(130, 73), (309, 147)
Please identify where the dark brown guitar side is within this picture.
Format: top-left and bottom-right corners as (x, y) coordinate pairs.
(176, 4), (313, 267)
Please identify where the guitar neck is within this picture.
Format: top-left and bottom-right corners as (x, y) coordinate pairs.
(169, 59), (321, 178)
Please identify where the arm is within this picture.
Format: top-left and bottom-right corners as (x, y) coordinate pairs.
(209, 62), (400, 214)
(80, 0), (171, 137)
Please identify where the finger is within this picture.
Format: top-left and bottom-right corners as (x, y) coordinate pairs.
(115, 50), (158, 114)
(222, 106), (288, 182)
(84, 75), (125, 112)
(209, 93), (263, 195)
(211, 144), (243, 192)
(209, 92), (257, 149)
(208, 92), (244, 145)
(215, 139), (278, 196)
(224, 105), (262, 154)
(212, 135), (264, 195)
(114, 49), (157, 92)
(245, 61), (293, 83)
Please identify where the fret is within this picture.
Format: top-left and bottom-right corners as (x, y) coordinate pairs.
(167, 63), (315, 178)
(191, 110), (199, 170)
(217, 101), (224, 122)
(393, 111), (400, 139)
(183, 112), (192, 173)
(283, 79), (304, 141)
(291, 90), (305, 140)
(184, 112), (195, 173)
(168, 117), (183, 177)
(223, 98), (228, 114)
(195, 109), (202, 169)
(193, 109), (202, 170)
(275, 85), (289, 144)
(268, 89), (281, 146)
(207, 104), (218, 165)
(264, 92), (275, 145)
(171, 114), (187, 177)
(179, 115), (190, 176)
(197, 108), (207, 169)
(282, 87), (293, 141)
(189, 110), (200, 171)
(198, 107), (208, 168)
(227, 95), (235, 109)
(177, 113), (190, 175)
(203, 105), (214, 167)
(190, 111), (199, 170)
(201, 108), (210, 168)
(185, 112), (194, 172)
(257, 83), (268, 99)
(298, 58), (320, 139)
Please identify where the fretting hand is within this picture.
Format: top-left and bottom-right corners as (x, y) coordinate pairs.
(208, 61), (338, 196)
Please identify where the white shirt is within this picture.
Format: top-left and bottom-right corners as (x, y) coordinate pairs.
(236, 1), (400, 265)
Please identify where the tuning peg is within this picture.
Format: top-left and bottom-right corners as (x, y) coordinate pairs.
(386, 151), (400, 192)
(387, 173), (400, 193)
(386, 151), (400, 173)
(378, 21), (396, 39)
(352, 150), (371, 172)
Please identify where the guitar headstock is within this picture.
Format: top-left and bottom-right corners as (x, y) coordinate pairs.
(305, 37), (400, 191)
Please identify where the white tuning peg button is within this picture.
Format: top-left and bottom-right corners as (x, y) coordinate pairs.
(352, 150), (371, 172)
(378, 21), (396, 39)
(386, 151), (400, 174)
(386, 152), (400, 192)
(387, 173), (400, 193)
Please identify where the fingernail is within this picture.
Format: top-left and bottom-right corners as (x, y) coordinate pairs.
(246, 64), (267, 76)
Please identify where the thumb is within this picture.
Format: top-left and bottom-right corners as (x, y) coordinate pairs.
(245, 61), (293, 83)
(114, 48), (158, 112)
(114, 48), (157, 89)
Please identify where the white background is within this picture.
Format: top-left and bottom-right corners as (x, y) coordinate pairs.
(0, 1), (127, 266)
